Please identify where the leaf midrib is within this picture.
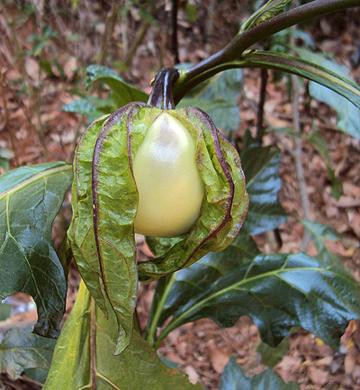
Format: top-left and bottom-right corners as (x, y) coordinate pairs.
(0, 164), (71, 199)
(160, 265), (332, 338)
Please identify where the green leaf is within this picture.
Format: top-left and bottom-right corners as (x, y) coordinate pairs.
(235, 50), (360, 112)
(0, 148), (14, 171)
(62, 98), (102, 122)
(0, 327), (55, 379)
(302, 219), (339, 260)
(85, 64), (148, 106)
(257, 338), (289, 368)
(307, 129), (342, 199)
(296, 48), (360, 139)
(0, 162), (72, 337)
(241, 140), (287, 235)
(220, 357), (298, 390)
(155, 251), (360, 349)
(0, 303), (11, 321)
(44, 282), (201, 390)
(241, 0), (292, 32)
(178, 69), (242, 131)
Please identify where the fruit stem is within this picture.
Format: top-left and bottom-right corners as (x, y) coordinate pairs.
(148, 68), (180, 110)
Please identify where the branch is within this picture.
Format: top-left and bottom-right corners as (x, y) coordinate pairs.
(171, 0), (179, 64)
(292, 74), (311, 251)
(256, 69), (268, 144)
(174, 0), (360, 100)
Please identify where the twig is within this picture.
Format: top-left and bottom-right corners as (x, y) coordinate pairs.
(256, 69), (268, 144)
(124, 21), (150, 68)
(205, 0), (216, 52)
(292, 74), (311, 251)
(171, 0), (179, 64)
(99, 2), (121, 65)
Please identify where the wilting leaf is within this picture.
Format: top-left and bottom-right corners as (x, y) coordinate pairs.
(44, 282), (201, 390)
(234, 50), (360, 112)
(241, 142), (286, 235)
(178, 69), (243, 131)
(220, 357), (298, 390)
(154, 250), (360, 349)
(0, 327), (55, 379)
(241, 0), (292, 32)
(296, 48), (360, 138)
(0, 162), (72, 337)
(85, 64), (148, 106)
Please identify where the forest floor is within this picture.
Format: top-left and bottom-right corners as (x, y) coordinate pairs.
(0, 1), (360, 389)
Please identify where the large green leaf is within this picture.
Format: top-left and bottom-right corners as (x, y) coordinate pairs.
(86, 64), (148, 106)
(0, 327), (55, 379)
(178, 69), (242, 131)
(44, 282), (201, 390)
(220, 357), (298, 390)
(296, 48), (360, 139)
(241, 141), (286, 235)
(0, 162), (72, 337)
(153, 250), (360, 349)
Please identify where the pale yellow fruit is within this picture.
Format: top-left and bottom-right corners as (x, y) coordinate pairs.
(133, 112), (204, 237)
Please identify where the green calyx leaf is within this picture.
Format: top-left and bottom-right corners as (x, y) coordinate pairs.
(68, 102), (248, 353)
(44, 282), (201, 390)
(0, 162), (72, 338)
(68, 104), (144, 354)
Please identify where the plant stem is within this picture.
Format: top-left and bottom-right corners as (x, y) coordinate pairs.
(174, 0), (360, 100)
(291, 74), (311, 251)
(124, 21), (150, 67)
(90, 298), (97, 390)
(171, 0), (179, 64)
(256, 69), (268, 144)
(146, 275), (176, 346)
(99, 3), (121, 65)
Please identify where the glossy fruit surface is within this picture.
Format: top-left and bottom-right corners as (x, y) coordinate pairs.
(133, 112), (204, 237)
